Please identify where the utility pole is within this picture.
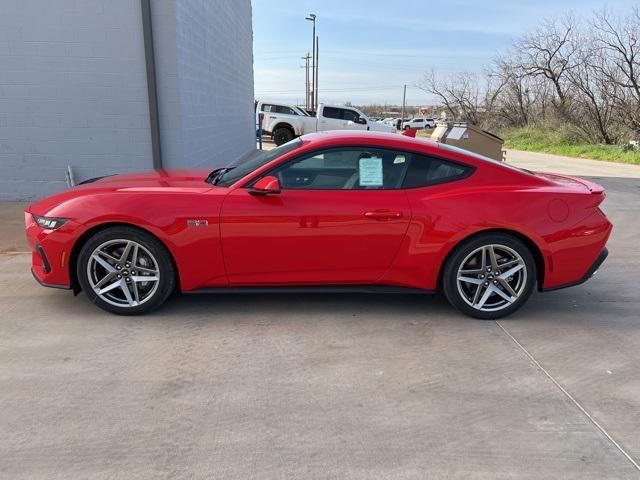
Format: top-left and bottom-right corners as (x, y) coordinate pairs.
(305, 13), (316, 111)
(401, 84), (407, 129)
(301, 53), (310, 109)
(315, 36), (319, 111)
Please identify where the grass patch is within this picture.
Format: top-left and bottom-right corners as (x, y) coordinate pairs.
(501, 124), (640, 165)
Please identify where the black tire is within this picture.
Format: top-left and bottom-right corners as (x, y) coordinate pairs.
(442, 233), (536, 320)
(77, 226), (176, 315)
(273, 126), (294, 146)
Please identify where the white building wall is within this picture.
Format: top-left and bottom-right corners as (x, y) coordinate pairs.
(0, 0), (255, 200)
(155, 0), (255, 168)
(0, 0), (152, 200)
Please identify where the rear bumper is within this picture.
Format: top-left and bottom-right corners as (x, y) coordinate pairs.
(543, 247), (608, 292)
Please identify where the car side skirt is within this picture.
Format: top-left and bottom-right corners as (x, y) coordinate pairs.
(185, 285), (435, 295)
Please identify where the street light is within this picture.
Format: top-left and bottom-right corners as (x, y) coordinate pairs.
(305, 13), (316, 111)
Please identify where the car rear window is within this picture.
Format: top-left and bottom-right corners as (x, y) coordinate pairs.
(403, 154), (472, 188)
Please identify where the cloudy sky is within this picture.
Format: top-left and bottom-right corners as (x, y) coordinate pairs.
(252, 0), (638, 106)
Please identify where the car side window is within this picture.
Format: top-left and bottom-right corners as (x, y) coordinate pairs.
(341, 109), (359, 122)
(265, 148), (410, 190)
(275, 105), (298, 115)
(403, 154), (472, 188)
(322, 107), (341, 119)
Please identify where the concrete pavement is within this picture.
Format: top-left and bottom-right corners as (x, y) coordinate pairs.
(1, 152), (639, 479)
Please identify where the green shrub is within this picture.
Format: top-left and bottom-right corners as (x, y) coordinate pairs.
(501, 123), (640, 165)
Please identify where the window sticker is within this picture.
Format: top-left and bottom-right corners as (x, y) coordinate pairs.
(359, 156), (383, 186)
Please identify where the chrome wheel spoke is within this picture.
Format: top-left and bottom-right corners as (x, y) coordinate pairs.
(458, 276), (483, 285)
(475, 285), (494, 309)
(133, 266), (158, 275)
(92, 254), (116, 273)
(498, 258), (520, 269)
(94, 271), (116, 289)
(131, 275), (158, 283)
(472, 282), (486, 305)
(499, 264), (524, 280)
(119, 281), (135, 306)
(498, 278), (518, 297)
(459, 268), (483, 275)
(119, 241), (133, 263)
(493, 285), (515, 303)
(131, 279), (140, 304)
(487, 245), (499, 271)
(98, 280), (122, 295)
(97, 249), (120, 265)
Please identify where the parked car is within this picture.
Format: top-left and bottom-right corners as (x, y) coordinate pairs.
(402, 118), (436, 130)
(382, 117), (400, 129)
(26, 131), (611, 319)
(256, 101), (395, 145)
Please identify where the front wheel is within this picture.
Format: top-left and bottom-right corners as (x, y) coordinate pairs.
(442, 233), (536, 319)
(77, 226), (176, 315)
(273, 127), (294, 146)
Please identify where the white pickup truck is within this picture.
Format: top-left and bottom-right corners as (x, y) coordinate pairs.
(256, 101), (396, 145)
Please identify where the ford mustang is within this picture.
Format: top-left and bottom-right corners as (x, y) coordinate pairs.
(25, 131), (611, 319)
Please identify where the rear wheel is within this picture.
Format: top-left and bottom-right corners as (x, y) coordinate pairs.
(77, 227), (176, 315)
(273, 126), (294, 146)
(442, 233), (536, 319)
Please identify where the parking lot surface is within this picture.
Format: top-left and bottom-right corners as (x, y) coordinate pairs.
(1, 150), (639, 479)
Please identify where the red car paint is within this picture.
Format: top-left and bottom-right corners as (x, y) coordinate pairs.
(26, 131), (611, 294)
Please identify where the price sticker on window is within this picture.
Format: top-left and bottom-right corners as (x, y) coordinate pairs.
(359, 156), (383, 187)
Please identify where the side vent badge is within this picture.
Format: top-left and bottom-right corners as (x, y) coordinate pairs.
(187, 219), (208, 227)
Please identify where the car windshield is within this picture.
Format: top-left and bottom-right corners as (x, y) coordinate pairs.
(209, 138), (303, 187)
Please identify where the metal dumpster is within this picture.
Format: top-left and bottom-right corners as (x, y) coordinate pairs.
(431, 122), (505, 161)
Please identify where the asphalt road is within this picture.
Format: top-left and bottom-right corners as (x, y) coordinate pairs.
(1, 150), (639, 479)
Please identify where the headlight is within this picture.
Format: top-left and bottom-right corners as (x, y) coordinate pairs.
(32, 214), (68, 230)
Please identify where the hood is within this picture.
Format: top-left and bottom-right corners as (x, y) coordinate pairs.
(81, 168), (213, 189)
(28, 169), (216, 215)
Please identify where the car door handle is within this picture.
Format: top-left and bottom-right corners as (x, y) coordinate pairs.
(364, 210), (403, 219)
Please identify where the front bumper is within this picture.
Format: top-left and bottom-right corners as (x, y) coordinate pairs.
(25, 211), (78, 289)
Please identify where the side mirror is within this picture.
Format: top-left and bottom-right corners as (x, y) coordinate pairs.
(355, 117), (367, 125)
(250, 175), (281, 195)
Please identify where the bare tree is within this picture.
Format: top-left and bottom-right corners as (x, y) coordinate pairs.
(418, 5), (640, 144)
(592, 7), (640, 137)
(418, 69), (504, 127)
(565, 33), (621, 143)
(514, 15), (579, 117)
(490, 54), (547, 128)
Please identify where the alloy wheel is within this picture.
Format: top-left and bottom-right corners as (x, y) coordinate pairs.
(86, 239), (160, 308)
(456, 244), (527, 312)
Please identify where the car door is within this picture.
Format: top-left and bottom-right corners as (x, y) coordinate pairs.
(219, 147), (412, 285)
(317, 106), (346, 131)
(342, 108), (368, 131)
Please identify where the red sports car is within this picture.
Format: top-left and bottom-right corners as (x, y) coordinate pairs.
(25, 131), (611, 319)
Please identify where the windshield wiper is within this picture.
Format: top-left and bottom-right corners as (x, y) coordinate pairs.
(205, 167), (234, 185)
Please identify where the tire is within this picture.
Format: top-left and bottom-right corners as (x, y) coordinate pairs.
(273, 126), (294, 146)
(77, 226), (176, 315)
(442, 233), (536, 320)
(403, 125), (410, 130)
